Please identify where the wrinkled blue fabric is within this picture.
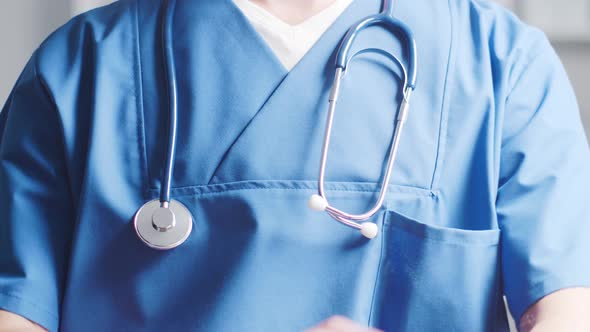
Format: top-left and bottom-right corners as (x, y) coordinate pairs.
(1, 0), (589, 331)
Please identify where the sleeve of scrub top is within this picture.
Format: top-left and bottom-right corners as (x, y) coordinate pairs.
(498, 31), (590, 322)
(0, 52), (74, 332)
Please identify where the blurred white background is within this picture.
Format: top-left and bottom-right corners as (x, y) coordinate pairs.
(0, 0), (588, 331)
(0, 0), (114, 108)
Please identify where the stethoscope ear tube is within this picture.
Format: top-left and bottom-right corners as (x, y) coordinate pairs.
(335, 15), (417, 89)
(160, 0), (179, 206)
(309, 10), (417, 239)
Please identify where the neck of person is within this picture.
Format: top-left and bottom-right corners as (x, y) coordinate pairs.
(249, 0), (339, 25)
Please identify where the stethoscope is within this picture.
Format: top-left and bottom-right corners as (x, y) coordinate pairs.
(134, 0), (417, 250)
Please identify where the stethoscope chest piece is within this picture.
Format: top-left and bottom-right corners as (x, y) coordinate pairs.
(134, 199), (193, 250)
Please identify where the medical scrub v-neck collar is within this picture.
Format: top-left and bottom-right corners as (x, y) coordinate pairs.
(232, 0), (354, 71)
(139, 0), (383, 190)
(207, 0), (385, 183)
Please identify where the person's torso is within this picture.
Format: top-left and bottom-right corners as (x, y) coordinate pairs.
(34, 0), (535, 330)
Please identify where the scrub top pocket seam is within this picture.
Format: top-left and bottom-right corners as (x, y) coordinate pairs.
(367, 212), (388, 327)
(384, 211), (501, 246)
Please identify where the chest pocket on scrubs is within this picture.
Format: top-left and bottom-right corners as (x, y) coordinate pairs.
(371, 209), (506, 331)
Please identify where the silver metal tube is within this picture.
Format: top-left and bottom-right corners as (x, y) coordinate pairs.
(323, 88), (413, 222)
(318, 68), (344, 198)
(397, 89), (411, 122)
(328, 211), (363, 230)
(329, 68), (343, 102)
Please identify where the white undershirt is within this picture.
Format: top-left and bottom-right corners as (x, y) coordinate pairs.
(233, 0), (353, 71)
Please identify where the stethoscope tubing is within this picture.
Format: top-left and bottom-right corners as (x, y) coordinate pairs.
(335, 14), (417, 89)
(159, 0), (178, 207)
(381, 0), (394, 17)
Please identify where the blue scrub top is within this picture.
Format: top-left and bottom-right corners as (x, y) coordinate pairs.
(1, 0), (589, 331)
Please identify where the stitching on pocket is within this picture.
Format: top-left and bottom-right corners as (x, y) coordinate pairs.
(368, 212), (387, 327)
(386, 210), (501, 246)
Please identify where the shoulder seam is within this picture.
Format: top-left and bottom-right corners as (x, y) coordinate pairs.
(32, 50), (77, 205)
(504, 30), (550, 105)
